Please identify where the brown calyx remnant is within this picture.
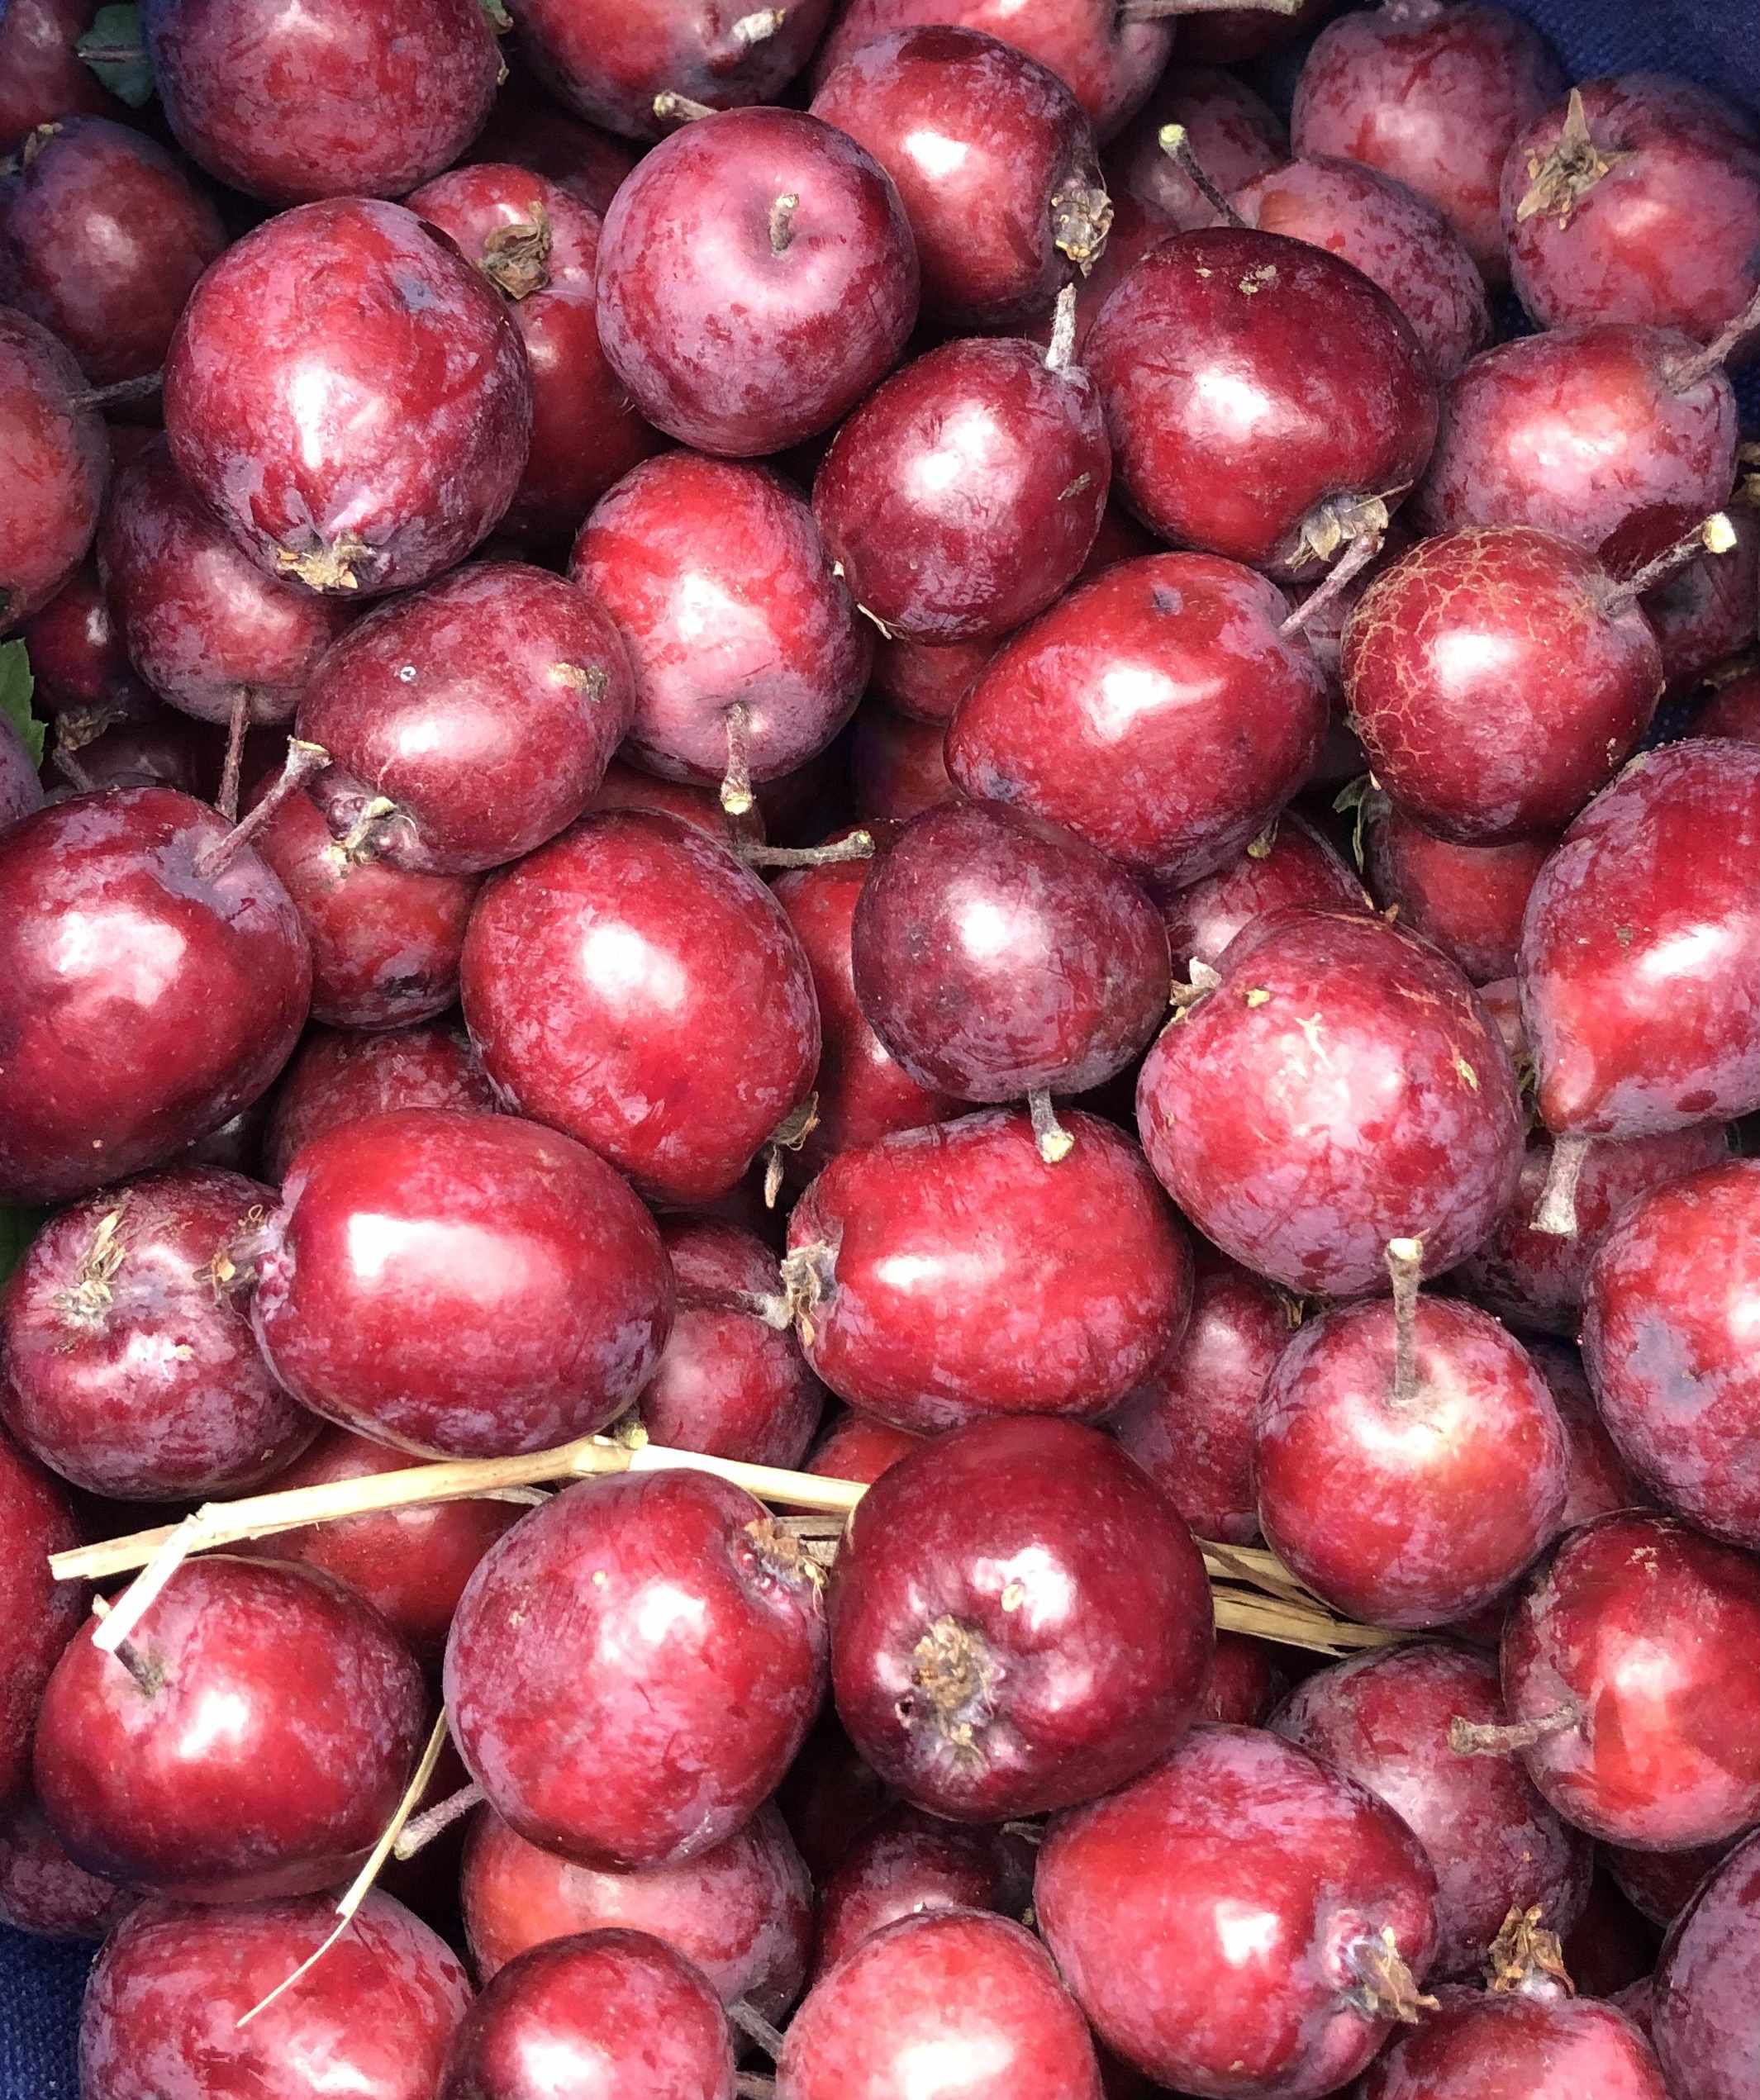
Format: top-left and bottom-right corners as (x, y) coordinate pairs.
(910, 1615), (998, 1767)
(53, 1201), (131, 1328)
(1051, 183), (1114, 276)
(1516, 88), (1629, 228)
(1347, 1926), (1439, 2023)
(275, 535), (373, 594)
(763, 1093), (820, 1208)
(1487, 1904), (1575, 1998)
(778, 1239), (837, 1347)
(744, 1516), (827, 1594)
(481, 213), (553, 301)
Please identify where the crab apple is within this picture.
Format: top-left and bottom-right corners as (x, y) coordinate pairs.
(1503, 78), (1760, 356)
(1365, 799), (1551, 983)
(407, 162), (661, 540)
(778, 1908), (1102, 2100)
(1291, 0), (1565, 283)
(0, 787), (312, 1204)
(1108, 67), (1287, 233)
(572, 454), (869, 799)
(264, 1024), (494, 1183)
(1609, 1830), (1744, 1929)
(251, 1108), (671, 1458)
(1520, 739), (1760, 1141)
(461, 810), (821, 1206)
(595, 108), (917, 458)
(0, 1430), (82, 1803)
(164, 198), (532, 598)
(1, 1166), (316, 1500)
(0, 118), (225, 386)
(804, 1413), (923, 1488)
(1086, 230), (1439, 577)
(850, 800), (1169, 1109)
(1136, 906), (1525, 1296)
(0, 1796), (135, 1939)
(1646, 503), (1760, 695)
(467, 83), (638, 211)
(1178, 0), (1341, 65)
(777, 1715), (892, 1885)
(949, 554), (1329, 883)
(18, 562), (128, 713)
(140, 0), (501, 205)
(1652, 1829), (1760, 2100)
(79, 1891), (470, 2100)
(1342, 527), (1663, 843)
(787, 1109), (1192, 1432)
(1201, 1633), (1287, 1726)
(0, 306), (107, 630)
(850, 704), (955, 824)
(1272, 1644), (1591, 1978)
(0, 0), (119, 146)
(1415, 325), (1740, 554)
(1037, 1724), (1440, 2099)
(810, 26), (1110, 334)
(446, 1470), (828, 1868)
(1526, 1339), (1659, 1532)
(815, 1806), (1031, 1976)
(1496, 1513), (1760, 1849)
(585, 759), (754, 843)
(830, 1418), (1212, 1822)
(511, 0), (833, 140)
(99, 439), (353, 729)
(870, 634), (995, 727)
(1157, 813), (1370, 972)
(462, 1801), (811, 2017)
(1109, 1252), (1291, 1545)
(36, 1556), (425, 1902)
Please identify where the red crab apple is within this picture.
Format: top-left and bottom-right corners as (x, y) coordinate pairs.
(35, 1556), (426, 1903)
(1157, 813), (1369, 972)
(467, 86), (638, 213)
(785, 1108), (1192, 1432)
(1201, 1633), (1287, 1725)
(850, 705), (954, 823)
(1652, 1829), (1760, 2100)
(164, 198), (533, 598)
(0, 787), (311, 1204)
(0, 1796), (136, 1940)
(250, 1108), (671, 1458)
(460, 810), (821, 1206)
(264, 1024), (495, 1183)
(1364, 798), (1551, 982)
(0, 306), (107, 630)
(1135, 906), (1525, 1296)
(814, 1807), (1031, 1976)
(0, 1430), (82, 1803)
(1107, 66), (1288, 232)
(1607, 1829), (1745, 1927)
(445, 1470), (828, 1868)
(1526, 1339), (1659, 1532)
(1036, 1723), (1440, 2098)
(829, 1418), (1213, 1821)
(78, 1891), (470, 2100)
(140, 0), (502, 204)
(595, 107), (917, 457)
(804, 1413), (923, 1488)
(18, 562), (128, 715)
(0, 0), (119, 146)
(870, 633), (996, 726)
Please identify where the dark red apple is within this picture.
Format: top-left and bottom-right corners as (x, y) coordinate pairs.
(1652, 1828), (1760, 2100)
(1107, 65), (1287, 232)
(1365, 798), (1552, 982)
(0, 1429), (82, 1803)
(0, 305), (107, 630)
(814, 1805), (1030, 1976)
(264, 1024), (495, 1185)
(0, 1795), (135, 1939)
(1157, 811), (1370, 972)
(0, 0), (118, 147)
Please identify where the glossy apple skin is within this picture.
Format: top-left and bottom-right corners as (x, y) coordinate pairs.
(446, 1470), (828, 1868)
(1358, 1988), (1671, 2100)
(1366, 802), (1550, 982)
(140, 0), (501, 204)
(804, 1413), (923, 1488)
(407, 162), (661, 541)
(778, 1908), (1102, 2100)
(0, 1794), (135, 1938)
(462, 809), (820, 1205)
(1344, 528), (1662, 843)
(79, 1890), (471, 2100)
(1584, 1161), (1760, 1550)
(1, 1166), (316, 1499)
(1500, 1513), (1760, 1849)
(1087, 229), (1439, 577)
(440, 1927), (735, 2100)
(1457, 1122), (1728, 1338)
(1110, 1252), (1291, 1546)
(572, 454), (870, 791)
(0, 1429), (82, 1803)
(596, 108), (917, 458)
(512, 0), (833, 140)
(830, 1418), (1212, 1821)
(251, 1107), (671, 1458)
(18, 561), (128, 712)
(1653, 1829), (1760, 2100)
(1158, 813), (1370, 972)
(1108, 66), (1288, 233)
(810, 26), (1107, 333)
(0, 117), (224, 385)
(264, 1024), (494, 1183)
(787, 1108), (1192, 1433)
(1137, 906), (1525, 1296)
(1258, 1296), (1568, 1628)
(815, 1805), (1029, 1976)
(1291, 0), (1565, 284)
(1415, 325), (1739, 553)
(1201, 1634), (1287, 1727)
(851, 800), (1169, 1102)
(1234, 156), (1491, 378)
(1272, 1643), (1591, 1978)
(1502, 77), (1760, 354)
(462, 1800), (811, 2017)
(1520, 739), (1760, 1138)
(1037, 1724), (1439, 2099)
(164, 199), (532, 599)
(949, 554), (1330, 884)
(1526, 1339), (1658, 1532)
(0, 0), (117, 147)
(0, 306), (107, 630)
(36, 1556), (425, 1902)
(0, 787), (311, 1203)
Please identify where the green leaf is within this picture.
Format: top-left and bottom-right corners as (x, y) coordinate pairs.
(78, 3), (154, 107)
(0, 639), (45, 769)
(0, 1207), (44, 1290)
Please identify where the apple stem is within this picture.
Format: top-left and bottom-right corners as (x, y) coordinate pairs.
(88, 1599), (162, 1697)
(736, 2079), (777, 2100)
(194, 736), (329, 879)
(730, 2002), (787, 2060)
(331, 792), (400, 865)
(1487, 1905), (1575, 1999)
(763, 1092), (820, 1207)
(731, 7), (785, 45)
(1662, 282), (1760, 392)
(1346, 1927), (1439, 2024)
(1448, 1702), (1582, 1756)
(721, 701), (756, 817)
(737, 831), (873, 868)
(68, 369), (163, 412)
(1157, 123), (1246, 227)
(1282, 521), (1386, 636)
(1045, 284), (1078, 373)
(1029, 1090), (1074, 1164)
(653, 88), (716, 124)
(392, 1779), (483, 1861)
(1600, 513), (1737, 613)
(218, 691), (250, 822)
(1531, 1132), (1589, 1236)
(1385, 1235), (1425, 1409)
(768, 192), (800, 254)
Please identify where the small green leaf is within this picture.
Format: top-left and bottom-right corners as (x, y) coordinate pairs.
(0, 640), (45, 768)
(78, 3), (154, 107)
(0, 1207), (44, 1290)
(1331, 773), (1384, 876)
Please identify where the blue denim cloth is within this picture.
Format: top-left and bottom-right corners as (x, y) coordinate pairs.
(2, 2), (1757, 2092)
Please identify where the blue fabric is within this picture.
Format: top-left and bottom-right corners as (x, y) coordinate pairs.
(2, 2), (1758, 2093)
